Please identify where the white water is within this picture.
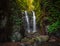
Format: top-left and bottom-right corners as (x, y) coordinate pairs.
(24, 11), (36, 33)
(25, 11), (30, 33)
(32, 11), (36, 33)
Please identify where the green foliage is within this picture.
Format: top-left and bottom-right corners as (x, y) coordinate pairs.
(9, 0), (23, 41)
(16, 0), (27, 11)
(48, 21), (60, 33)
(42, 0), (60, 33)
(33, 0), (41, 24)
(9, 0), (23, 26)
(16, 0), (35, 11)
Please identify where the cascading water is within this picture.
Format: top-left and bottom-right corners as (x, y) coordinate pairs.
(25, 11), (30, 33)
(32, 11), (36, 33)
(24, 11), (36, 33)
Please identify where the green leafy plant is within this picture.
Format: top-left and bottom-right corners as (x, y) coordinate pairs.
(48, 21), (60, 33)
(42, 0), (60, 33)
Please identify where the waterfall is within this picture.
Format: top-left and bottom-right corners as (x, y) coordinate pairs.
(25, 11), (30, 33)
(32, 11), (36, 33)
(24, 11), (36, 33)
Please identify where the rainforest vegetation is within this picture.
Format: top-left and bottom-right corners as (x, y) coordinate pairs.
(0, 0), (60, 42)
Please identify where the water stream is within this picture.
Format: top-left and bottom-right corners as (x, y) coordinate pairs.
(32, 11), (36, 33)
(25, 11), (30, 33)
(24, 11), (36, 33)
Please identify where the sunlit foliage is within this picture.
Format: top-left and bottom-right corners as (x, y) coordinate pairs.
(16, 0), (34, 11)
(16, 0), (41, 24)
